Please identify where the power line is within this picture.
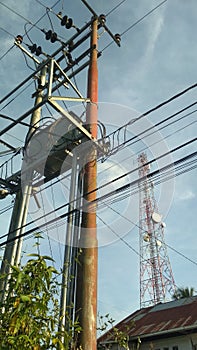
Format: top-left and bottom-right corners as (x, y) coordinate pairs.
(0, 143), (196, 247)
(92, 138), (196, 200)
(0, 1), (42, 30)
(34, 113), (196, 198)
(29, 137), (197, 222)
(40, 190), (55, 267)
(0, 80), (35, 112)
(102, 0), (168, 52)
(97, 213), (139, 257)
(103, 204), (197, 267)
(50, 183), (63, 266)
(106, 0), (128, 17)
(97, 156), (197, 209)
(0, 44), (15, 61)
(98, 117), (197, 181)
(106, 88), (197, 140)
(0, 0), (62, 61)
(1, 78), (196, 145)
(105, 102), (197, 157)
(0, 27), (15, 39)
(121, 0), (167, 36)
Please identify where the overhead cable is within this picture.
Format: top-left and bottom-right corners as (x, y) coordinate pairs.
(97, 211), (197, 268)
(0, 143), (196, 246)
(106, 0), (128, 17)
(102, 0), (168, 52)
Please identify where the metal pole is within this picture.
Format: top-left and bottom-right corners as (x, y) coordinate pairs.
(0, 66), (47, 300)
(58, 151), (78, 345)
(67, 167), (83, 318)
(77, 18), (98, 350)
(14, 65), (47, 267)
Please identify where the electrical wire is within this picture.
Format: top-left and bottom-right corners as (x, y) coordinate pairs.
(97, 212), (191, 296)
(6, 132), (24, 144)
(91, 139), (197, 202)
(31, 137), (197, 220)
(0, 1), (43, 31)
(105, 102), (197, 158)
(0, 203), (14, 215)
(97, 213), (140, 256)
(122, 0), (167, 36)
(46, 9), (55, 32)
(98, 117), (197, 182)
(1, 80), (196, 153)
(50, 183), (63, 266)
(0, 27), (15, 39)
(22, 51), (36, 72)
(24, 23), (34, 45)
(0, 80), (35, 112)
(102, 0), (168, 52)
(102, 204), (197, 267)
(0, 108), (195, 219)
(0, 144), (196, 246)
(100, 156), (197, 208)
(106, 0), (128, 17)
(34, 112), (196, 198)
(105, 90), (197, 140)
(0, 0), (62, 62)
(40, 189), (55, 266)
(0, 44), (15, 61)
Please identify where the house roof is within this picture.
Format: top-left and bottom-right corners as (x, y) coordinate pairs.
(98, 296), (197, 344)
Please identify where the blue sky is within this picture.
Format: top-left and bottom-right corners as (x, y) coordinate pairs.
(0, 0), (196, 327)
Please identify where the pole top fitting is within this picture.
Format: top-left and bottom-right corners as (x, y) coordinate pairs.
(15, 34), (23, 44)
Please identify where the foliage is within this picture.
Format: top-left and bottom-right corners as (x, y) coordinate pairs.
(0, 253), (81, 349)
(172, 286), (196, 300)
(97, 313), (140, 349)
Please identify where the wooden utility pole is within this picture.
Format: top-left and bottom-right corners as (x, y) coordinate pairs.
(77, 17), (98, 350)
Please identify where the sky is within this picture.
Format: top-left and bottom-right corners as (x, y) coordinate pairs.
(0, 0), (196, 330)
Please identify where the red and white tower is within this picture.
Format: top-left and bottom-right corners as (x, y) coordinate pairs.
(138, 153), (176, 308)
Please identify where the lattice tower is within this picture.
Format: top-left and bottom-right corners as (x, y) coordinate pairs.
(138, 153), (176, 308)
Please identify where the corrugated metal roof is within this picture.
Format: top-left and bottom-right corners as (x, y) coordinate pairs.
(98, 296), (197, 343)
(149, 297), (195, 312)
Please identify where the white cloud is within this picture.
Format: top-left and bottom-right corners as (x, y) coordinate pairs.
(177, 190), (195, 201)
(136, 8), (165, 79)
(145, 14), (164, 61)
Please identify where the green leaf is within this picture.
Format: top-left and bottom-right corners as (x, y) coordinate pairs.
(11, 265), (21, 273)
(20, 295), (31, 302)
(41, 255), (55, 262)
(33, 232), (44, 239)
(26, 253), (40, 257)
(16, 272), (23, 289)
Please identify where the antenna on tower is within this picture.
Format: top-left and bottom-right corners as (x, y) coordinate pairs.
(138, 152), (176, 308)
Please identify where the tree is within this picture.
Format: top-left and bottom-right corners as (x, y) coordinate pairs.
(0, 253), (81, 349)
(172, 286), (196, 300)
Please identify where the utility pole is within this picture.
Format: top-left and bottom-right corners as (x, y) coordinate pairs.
(0, 66), (47, 300)
(76, 17), (98, 350)
(0, 3), (120, 346)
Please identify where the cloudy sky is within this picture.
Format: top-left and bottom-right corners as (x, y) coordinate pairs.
(0, 0), (196, 327)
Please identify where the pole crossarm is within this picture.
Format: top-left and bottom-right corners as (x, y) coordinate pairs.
(47, 99), (104, 154)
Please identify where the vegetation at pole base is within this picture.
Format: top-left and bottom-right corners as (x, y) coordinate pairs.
(0, 253), (81, 349)
(172, 286), (196, 300)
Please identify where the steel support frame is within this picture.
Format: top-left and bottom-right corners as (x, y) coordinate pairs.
(1, 57), (105, 188)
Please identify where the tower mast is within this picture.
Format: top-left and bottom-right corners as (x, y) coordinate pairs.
(138, 152), (176, 308)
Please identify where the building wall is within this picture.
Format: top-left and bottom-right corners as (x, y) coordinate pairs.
(98, 333), (197, 350)
(129, 333), (197, 350)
